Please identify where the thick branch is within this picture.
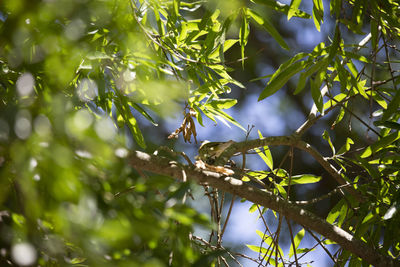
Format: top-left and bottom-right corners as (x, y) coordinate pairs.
(129, 150), (396, 267)
(217, 136), (365, 202)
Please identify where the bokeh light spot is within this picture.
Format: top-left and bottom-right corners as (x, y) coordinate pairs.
(15, 110), (32, 139)
(123, 70), (136, 82)
(95, 117), (116, 141)
(115, 147), (128, 158)
(11, 242), (37, 266)
(73, 109), (93, 132)
(77, 78), (98, 102)
(16, 73), (35, 97)
(65, 19), (86, 41)
(34, 115), (52, 137)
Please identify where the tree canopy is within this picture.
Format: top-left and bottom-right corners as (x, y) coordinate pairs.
(1, 0), (400, 266)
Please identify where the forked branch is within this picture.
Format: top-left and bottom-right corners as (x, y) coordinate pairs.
(129, 150), (397, 267)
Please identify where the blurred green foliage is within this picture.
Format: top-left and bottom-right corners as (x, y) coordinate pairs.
(0, 0), (224, 265)
(1, 0), (400, 266)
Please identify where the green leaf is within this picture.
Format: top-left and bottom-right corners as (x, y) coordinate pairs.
(127, 114), (146, 149)
(207, 108), (246, 131)
(312, 0), (324, 31)
(208, 99), (237, 109)
(280, 174), (321, 186)
(330, 0), (341, 18)
(294, 55), (329, 95)
(360, 131), (400, 158)
(288, 0), (302, 20)
(12, 213), (26, 227)
(331, 107), (345, 129)
(255, 130), (273, 170)
(247, 9), (289, 50)
(275, 183), (287, 198)
(251, 0), (311, 19)
(130, 102), (158, 126)
(355, 212), (377, 239)
(327, 199), (348, 227)
(335, 57), (349, 92)
(114, 97), (146, 149)
(310, 71), (324, 113)
(289, 228), (305, 258)
(174, 0), (180, 13)
(371, 14), (379, 49)
(371, 91), (388, 109)
(322, 130), (336, 155)
(323, 93), (346, 111)
(246, 244), (269, 255)
(259, 59), (308, 101)
(250, 73), (273, 82)
(249, 203), (258, 213)
(356, 156), (380, 179)
(346, 60), (358, 76)
(342, 51), (370, 63)
(328, 24), (340, 62)
(337, 137), (354, 155)
(239, 8), (250, 68)
(374, 121), (400, 130)
(382, 84), (400, 121)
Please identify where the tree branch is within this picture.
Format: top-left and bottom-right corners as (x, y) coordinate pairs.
(129, 150), (397, 267)
(217, 136), (365, 202)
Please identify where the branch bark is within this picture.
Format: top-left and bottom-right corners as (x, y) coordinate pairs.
(217, 135), (366, 202)
(129, 150), (397, 267)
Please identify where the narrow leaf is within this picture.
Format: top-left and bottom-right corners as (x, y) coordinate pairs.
(259, 60), (308, 101)
(239, 8), (250, 68)
(208, 99), (237, 109)
(252, 0), (311, 19)
(360, 131), (400, 158)
(288, 0), (302, 20)
(256, 130), (273, 170)
(289, 228), (305, 257)
(382, 84), (400, 121)
(280, 174), (321, 186)
(322, 130), (335, 155)
(247, 9), (289, 50)
(310, 72), (324, 113)
(127, 114), (146, 148)
(337, 137), (354, 155)
(312, 0), (324, 31)
(294, 55), (329, 95)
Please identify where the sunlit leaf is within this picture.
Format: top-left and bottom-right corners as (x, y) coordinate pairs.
(288, 0), (302, 20)
(289, 228), (305, 258)
(239, 8), (250, 68)
(208, 99), (237, 109)
(259, 59), (308, 100)
(310, 71), (324, 113)
(247, 8), (289, 50)
(251, 0), (311, 19)
(337, 137), (354, 155)
(322, 130), (335, 155)
(312, 0), (324, 31)
(294, 55), (329, 95)
(255, 130), (273, 170)
(280, 174), (321, 186)
(360, 131), (400, 158)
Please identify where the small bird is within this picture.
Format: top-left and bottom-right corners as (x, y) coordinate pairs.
(197, 140), (235, 165)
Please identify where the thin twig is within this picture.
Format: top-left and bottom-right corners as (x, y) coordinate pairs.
(305, 228), (337, 264)
(285, 218), (299, 267)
